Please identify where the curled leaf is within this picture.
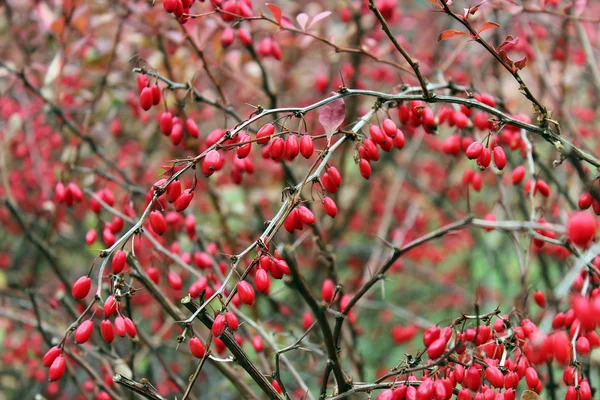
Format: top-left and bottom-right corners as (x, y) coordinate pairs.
(438, 29), (470, 41)
(514, 56), (527, 70)
(319, 93), (346, 143)
(478, 21), (500, 35)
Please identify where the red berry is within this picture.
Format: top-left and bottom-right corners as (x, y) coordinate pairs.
(255, 268), (270, 293)
(237, 281), (255, 305)
(124, 317), (137, 338)
(212, 314), (227, 337)
(298, 206), (315, 225)
(300, 135), (314, 158)
(42, 346), (62, 368)
(237, 134), (252, 159)
(465, 141), (484, 159)
(525, 367), (539, 389)
(533, 290), (546, 307)
(382, 119), (397, 137)
(252, 335), (264, 352)
(48, 356), (66, 381)
(174, 189), (194, 212)
(71, 276), (91, 300)
(140, 87), (153, 111)
(493, 146), (507, 170)
(167, 271), (183, 290)
(393, 129), (406, 149)
(137, 74), (149, 92)
(225, 311), (239, 330)
(476, 148), (492, 169)
(579, 192), (593, 210)
(284, 208), (299, 233)
(427, 337), (447, 359)
(269, 137), (285, 160)
(114, 316), (126, 337)
(323, 197), (338, 218)
(285, 135), (299, 159)
(512, 166), (526, 184)
(576, 336), (590, 355)
(359, 159), (372, 179)
(256, 124), (275, 144)
(100, 320), (114, 343)
(321, 279), (335, 302)
(74, 320), (94, 344)
(150, 210), (167, 235)
(189, 337), (205, 358)
(567, 212), (597, 247)
(485, 365), (505, 388)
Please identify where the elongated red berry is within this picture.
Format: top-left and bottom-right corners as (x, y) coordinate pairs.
(493, 146), (507, 170)
(476, 148), (492, 169)
(43, 346), (62, 367)
(74, 320), (94, 344)
(255, 268), (270, 293)
(512, 165), (526, 184)
(168, 271), (183, 290)
(465, 141), (483, 159)
(123, 317), (137, 338)
(300, 135), (314, 158)
(298, 206), (315, 225)
(237, 281), (255, 305)
(140, 87), (153, 111)
(369, 125), (386, 145)
(149, 210), (167, 235)
(100, 320), (114, 343)
(48, 356), (66, 381)
(202, 150), (223, 177)
(237, 134), (252, 159)
(225, 311), (239, 330)
(252, 335), (264, 352)
(285, 135), (299, 159)
(189, 337), (205, 358)
(533, 290), (546, 307)
(269, 137), (285, 160)
(323, 197), (338, 217)
(256, 124), (275, 144)
(212, 314), (227, 337)
(111, 250), (127, 274)
(382, 119), (397, 137)
(174, 189), (194, 212)
(85, 229), (97, 245)
(114, 316), (126, 337)
(321, 279), (334, 302)
(284, 209), (299, 233)
(72, 276), (91, 300)
(185, 118), (199, 138)
(359, 159), (372, 179)
(393, 130), (405, 149)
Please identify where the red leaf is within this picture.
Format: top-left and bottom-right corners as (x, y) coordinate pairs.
(514, 56), (527, 70)
(478, 21), (500, 35)
(438, 29), (470, 41)
(266, 3), (282, 25)
(319, 93), (346, 142)
(496, 35), (519, 51)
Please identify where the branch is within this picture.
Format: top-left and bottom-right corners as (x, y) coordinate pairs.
(281, 247), (352, 394)
(368, 0), (431, 97)
(113, 375), (166, 400)
(181, 296), (282, 399)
